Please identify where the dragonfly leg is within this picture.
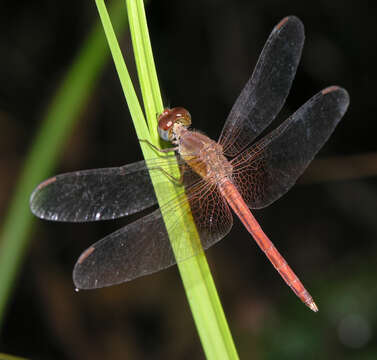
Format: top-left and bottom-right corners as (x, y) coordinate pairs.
(150, 165), (185, 185)
(139, 138), (184, 184)
(139, 138), (178, 153)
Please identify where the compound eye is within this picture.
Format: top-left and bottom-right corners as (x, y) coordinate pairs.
(157, 108), (175, 141)
(170, 107), (191, 127)
(157, 107), (191, 141)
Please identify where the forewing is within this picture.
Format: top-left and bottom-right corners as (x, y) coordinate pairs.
(231, 86), (350, 209)
(219, 16), (305, 157)
(30, 157), (193, 222)
(73, 178), (233, 289)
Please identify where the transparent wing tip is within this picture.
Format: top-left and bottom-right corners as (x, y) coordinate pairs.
(29, 176), (62, 220)
(322, 85), (349, 98)
(274, 15), (304, 36)
(29, 186), (46, 218)
(73, 247), (97, 290)
(322, 85), (350, 114)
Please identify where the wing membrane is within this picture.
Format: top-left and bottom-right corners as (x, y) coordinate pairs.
(30, 156), (197, 222)
(231, 86), (350, 208)
(219, 16), (305, 156)
(73, 178), (233, 289)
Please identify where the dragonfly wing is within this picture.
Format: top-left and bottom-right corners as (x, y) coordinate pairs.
(73, 177), (233, 289)
(219, 16), (304, 157)
(231, 86), (350, 209)
(73, 208), (176, 289)
(30, 157), (191, 222)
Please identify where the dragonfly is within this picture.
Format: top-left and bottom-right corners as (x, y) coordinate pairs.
(30, 16), (349, 311)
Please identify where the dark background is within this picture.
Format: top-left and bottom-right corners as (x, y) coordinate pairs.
(1, 0), (376, 359)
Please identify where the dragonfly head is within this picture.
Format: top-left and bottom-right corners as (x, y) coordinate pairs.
(157, 107), (191, 142)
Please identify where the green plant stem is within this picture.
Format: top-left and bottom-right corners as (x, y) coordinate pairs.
(0, 353), (28, 360)
(0, 0), (128, 326)
(96, 0), (239, 358)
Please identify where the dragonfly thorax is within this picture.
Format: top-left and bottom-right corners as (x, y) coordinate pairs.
(177, 127), (234, 185)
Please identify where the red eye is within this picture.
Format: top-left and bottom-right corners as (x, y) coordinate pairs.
(158, 109), (175, 131)
(157, 107), (191, 141)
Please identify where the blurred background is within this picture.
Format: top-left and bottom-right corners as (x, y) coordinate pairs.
(0, 0), (376, 359)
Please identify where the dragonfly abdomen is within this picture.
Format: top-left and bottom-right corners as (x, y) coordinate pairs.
(219, 179), (318, 312)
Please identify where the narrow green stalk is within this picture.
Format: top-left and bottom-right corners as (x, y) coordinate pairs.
(94, 0), (150, 143)
(0, 0), (128, 326)
(127, 0), (163, 139)
(96, 1), (239, 358)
